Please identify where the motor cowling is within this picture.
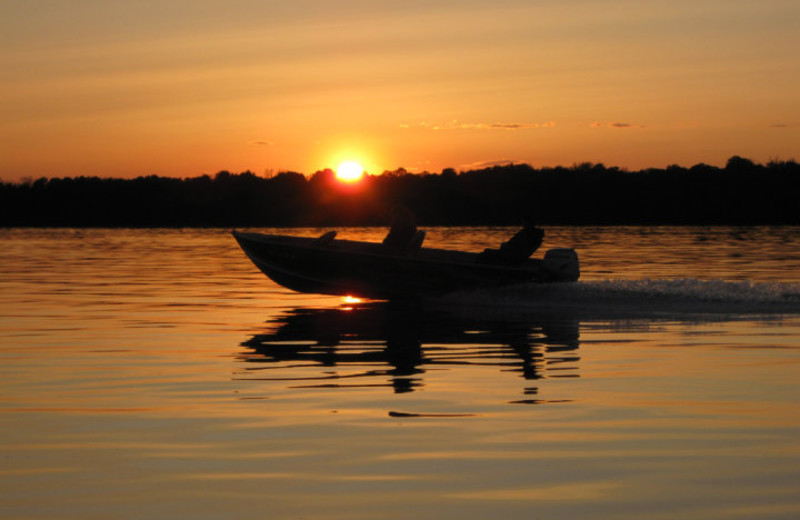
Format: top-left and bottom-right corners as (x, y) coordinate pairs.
(542, 248), (580, 281)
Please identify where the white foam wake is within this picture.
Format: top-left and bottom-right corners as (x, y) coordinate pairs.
(439, 279), (800, 315)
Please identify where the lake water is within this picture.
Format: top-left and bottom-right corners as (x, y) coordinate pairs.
(1, 226), (799, 520)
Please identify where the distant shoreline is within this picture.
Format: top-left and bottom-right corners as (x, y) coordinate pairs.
(2, 156), (798, 227)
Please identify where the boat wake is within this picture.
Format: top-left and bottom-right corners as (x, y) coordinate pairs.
(437, 279), (800, 316)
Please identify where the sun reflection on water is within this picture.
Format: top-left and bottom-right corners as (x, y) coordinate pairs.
(2, 227), (800, 520)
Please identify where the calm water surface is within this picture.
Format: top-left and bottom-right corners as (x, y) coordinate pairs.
(1, 226), (799, 520)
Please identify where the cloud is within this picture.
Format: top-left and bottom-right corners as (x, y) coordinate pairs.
(590, 122), (644, 129)
(402, 120), (555, 131)
(458, 159), (520, 170)
(248, 140), (275, 146)
(464, 122), (556, 130)
(769, 123), (789, 128)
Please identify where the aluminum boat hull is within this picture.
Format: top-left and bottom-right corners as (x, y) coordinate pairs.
(233, 230), (578, 299)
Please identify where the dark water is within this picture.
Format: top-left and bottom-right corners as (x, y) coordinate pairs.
(1, 227), (799, 520)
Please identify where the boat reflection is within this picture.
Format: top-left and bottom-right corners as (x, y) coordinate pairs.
(237, 302), (580, 399)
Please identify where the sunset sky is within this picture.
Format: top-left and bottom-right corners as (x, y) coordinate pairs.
(1, 0), (798, 181)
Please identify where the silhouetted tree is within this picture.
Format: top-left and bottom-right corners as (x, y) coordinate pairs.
(1, 156), (798, 227)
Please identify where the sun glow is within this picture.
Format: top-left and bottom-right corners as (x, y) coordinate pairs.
(335, 161), (365, 183)
(341, 295), (363, 310)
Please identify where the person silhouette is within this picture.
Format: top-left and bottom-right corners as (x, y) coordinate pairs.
(497, 219), (544, 261)
(480, 218), (544, 264)
(382, 205), (422, 252)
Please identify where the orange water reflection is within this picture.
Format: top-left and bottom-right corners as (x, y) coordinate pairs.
(2, 227), (800, 520)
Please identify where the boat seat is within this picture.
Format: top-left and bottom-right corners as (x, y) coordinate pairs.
(408, 230), (425, 251)
(313, 231), (337, 246)
(478, 247), (524, 265)
(383, 229), (425, 254)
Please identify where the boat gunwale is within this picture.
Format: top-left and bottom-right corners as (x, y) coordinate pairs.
(232, 230), (544, 272)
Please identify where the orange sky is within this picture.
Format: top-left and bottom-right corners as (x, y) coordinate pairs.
(1, 1), (798, 181)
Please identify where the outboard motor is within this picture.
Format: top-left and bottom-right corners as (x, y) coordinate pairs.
(542, 248), (580, 281)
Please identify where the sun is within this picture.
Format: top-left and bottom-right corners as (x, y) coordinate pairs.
(335, 161), (365, 183)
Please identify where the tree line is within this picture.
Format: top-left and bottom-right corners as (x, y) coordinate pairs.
(1, 156), (798, 227)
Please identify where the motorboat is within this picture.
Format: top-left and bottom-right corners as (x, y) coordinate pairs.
(232, 228), (579, 299)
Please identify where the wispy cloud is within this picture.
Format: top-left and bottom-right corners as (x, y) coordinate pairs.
(401, 120), (555, 131)
(458, 159), (520, 170)
(590, 122), (645, 129)
(248, 140), (275, 146)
